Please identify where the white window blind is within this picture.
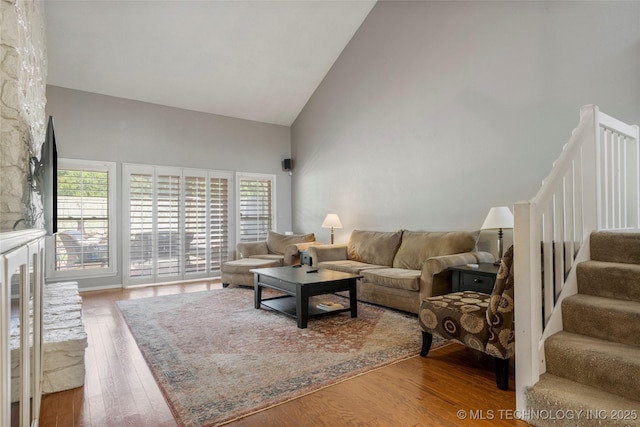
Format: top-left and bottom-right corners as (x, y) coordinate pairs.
(124, 164), (231, 286)
(157, 173), (181, 278)
(209, 176), (229, 271)
(185, 175), (207, 274)
(52, 159), (116, 278)
(129, 173), (153, 279)
(237, 173), (275, 243)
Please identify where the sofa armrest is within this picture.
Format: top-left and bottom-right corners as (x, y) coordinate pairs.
(282, 241), (322, 266)
(295, 241), (323, 252)
(308, 244), (348, 264)
(420, 251), (495, 300)
(236, 241), (269, 259)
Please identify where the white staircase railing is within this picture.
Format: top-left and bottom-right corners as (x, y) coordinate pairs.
(513, 105), (640, 412)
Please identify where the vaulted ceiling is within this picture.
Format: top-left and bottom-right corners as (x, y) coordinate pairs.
(44, 1), (376, 126)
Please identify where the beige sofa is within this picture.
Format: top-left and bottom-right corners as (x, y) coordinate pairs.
(236, 231), (319, 266)
(308, 229), (494, 314)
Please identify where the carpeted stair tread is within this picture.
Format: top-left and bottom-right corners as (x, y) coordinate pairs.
(577, 260), (640, 302)
(526, 231), (640, 422)
(545, 331), (640, 401)
(562, 294), (640, 347)
(526, 373), (640, 427)
(590, 231), (640, 264)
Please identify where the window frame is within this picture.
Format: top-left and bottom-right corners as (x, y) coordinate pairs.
(46, 158), (117, 279)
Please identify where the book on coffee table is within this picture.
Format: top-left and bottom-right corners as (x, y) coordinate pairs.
(316, 301), (345, 312)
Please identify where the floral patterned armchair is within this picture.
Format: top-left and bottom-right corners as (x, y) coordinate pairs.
(418, 245), (515, 390)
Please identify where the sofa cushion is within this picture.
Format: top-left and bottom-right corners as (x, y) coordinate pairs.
(347, 230), (402, 266)
(266, 231), (315, 255)
(362, 268), (421, 291)
(221, 258), (282, 274)
(237, 241), (269, 258)
(393, 231), (478, 270)
(317, 260), (387, 275)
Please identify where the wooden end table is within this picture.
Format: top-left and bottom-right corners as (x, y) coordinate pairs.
(449, 263), (499, 294)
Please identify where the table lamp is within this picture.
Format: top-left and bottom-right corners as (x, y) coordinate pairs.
(322, 214), (342, 244)
(481, 206), (514, 265)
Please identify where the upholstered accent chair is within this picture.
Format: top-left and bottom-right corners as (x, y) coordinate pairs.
(418, 245), (515, 390)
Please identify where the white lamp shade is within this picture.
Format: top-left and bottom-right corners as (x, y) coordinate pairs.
(481, 206), (514, 230)
(321, 213), (343, 229)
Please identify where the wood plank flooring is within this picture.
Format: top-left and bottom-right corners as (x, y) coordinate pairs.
(39, 281), (530, 427)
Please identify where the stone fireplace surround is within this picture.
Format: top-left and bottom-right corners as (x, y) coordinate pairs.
(11, 281), (88, 400)
(2, 0), (88, 407)
(1, 0), (48, 232)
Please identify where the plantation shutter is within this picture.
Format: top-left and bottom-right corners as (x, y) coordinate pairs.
(128, 172), (154, 280)
(184, 175), (207, 274)
(54, 160), (115, 276)
(209, 176), (229, 271)
(124, 164), (231, 285)
(238, 174), (275, 243)
(156, 172), (182, 278)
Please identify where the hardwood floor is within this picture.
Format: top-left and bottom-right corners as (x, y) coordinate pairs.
(39, 281), (530, 427)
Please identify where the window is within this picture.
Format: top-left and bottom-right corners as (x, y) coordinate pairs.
(184, 175), (230, 274)
(51, 159), (116, 277)
(237, 173), (275, 243)
(123, 164), (231, 286)
(209, 176), (230, 271)
(184, 175), (207, 274)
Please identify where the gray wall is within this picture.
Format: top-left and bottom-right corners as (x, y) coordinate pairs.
(46, 85), (292, 288)
(291, 1), (640, 252)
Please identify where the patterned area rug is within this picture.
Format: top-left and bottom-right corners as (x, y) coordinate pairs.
(117, 287), (445, 427)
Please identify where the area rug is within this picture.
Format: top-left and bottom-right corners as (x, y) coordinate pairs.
(117, 287), (446, 426)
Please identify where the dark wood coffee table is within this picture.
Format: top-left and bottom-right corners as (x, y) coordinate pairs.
(251, 265), (362, 328)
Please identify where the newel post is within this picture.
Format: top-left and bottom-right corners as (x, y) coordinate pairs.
(513, 201), (543, 414)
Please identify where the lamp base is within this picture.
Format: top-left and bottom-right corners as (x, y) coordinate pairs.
(494, 228), (504, 266)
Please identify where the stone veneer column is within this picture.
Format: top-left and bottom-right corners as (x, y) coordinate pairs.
(0, 0), (47, 232)
(10, 281), (88, 400)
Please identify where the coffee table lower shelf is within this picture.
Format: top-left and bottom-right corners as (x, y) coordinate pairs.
(260, 295), (351, 319)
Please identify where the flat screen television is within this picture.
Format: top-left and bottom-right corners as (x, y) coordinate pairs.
(40, 116), (57, 235)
